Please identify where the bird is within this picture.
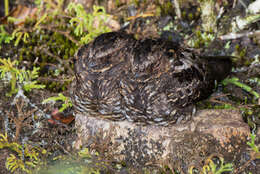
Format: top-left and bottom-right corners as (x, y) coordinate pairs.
(71, 31), (232, 126)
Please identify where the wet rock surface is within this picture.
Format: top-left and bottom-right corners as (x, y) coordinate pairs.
(74, 109), (250, 172)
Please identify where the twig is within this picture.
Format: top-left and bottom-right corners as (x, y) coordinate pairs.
(38, 76), (73, 83)
(209, 94), (257, 109)
(238, 0), (248, 9)
(172, 0), (181, 19)
(54, 140), (73, 156)
(208, 94), (232, 105)
(4, 0), (9, 16)
(39, 25), (80, 45)
(233, 0), (237, 8)
(219, 30), (260, 40)
(9, 99), (37, 141)
(110, 4), (128, 14)
(34, 46), (74, 75)
(234, 152), (259, 173)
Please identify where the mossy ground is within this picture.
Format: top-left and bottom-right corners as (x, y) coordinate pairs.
(0, 0), (259, 173)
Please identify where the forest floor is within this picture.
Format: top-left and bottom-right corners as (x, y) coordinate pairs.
(0, 0), (259, 173)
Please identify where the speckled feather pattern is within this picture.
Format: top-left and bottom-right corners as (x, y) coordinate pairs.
(71, 32), (232, 126)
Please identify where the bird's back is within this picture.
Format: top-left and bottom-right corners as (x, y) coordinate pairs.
(72, 32), (232, 125)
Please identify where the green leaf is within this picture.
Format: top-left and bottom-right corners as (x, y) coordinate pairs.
(222, 77), (260, 98)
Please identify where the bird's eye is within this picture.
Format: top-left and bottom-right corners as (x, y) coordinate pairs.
(89, 62), (96, 67)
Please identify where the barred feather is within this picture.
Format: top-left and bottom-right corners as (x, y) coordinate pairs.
(71, 32), (232, 126)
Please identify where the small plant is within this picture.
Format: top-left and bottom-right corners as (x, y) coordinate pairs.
(67, 3), (111, 44)
(9, 27), (30, 46)
(234, 133), (260, 173)
(4, 0), (9, 16)
(222, 77), (260, 99)
(247, 133), (259, 154)
(8, 1), (111, 47)
(0, 25), (12, 47)
(187, 30), (215, 48)
(0, 132), (47, 174)
(203, 157), (233, 174)
(2, 1), (112, 92)
(0, 58), (45, 96)
(42, 93), (72, 112)
(189, 156), (233, 174)
(212, 103), (234, 110)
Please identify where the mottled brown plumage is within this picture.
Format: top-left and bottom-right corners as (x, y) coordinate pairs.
(71, 32), (232, 126)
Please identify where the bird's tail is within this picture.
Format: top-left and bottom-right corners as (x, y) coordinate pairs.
(201, 56), (233, 82)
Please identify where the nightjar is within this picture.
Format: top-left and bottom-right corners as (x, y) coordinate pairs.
(71, 31), (232, 126)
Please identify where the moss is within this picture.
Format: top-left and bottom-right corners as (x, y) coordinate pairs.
(0, 133), (47, 174)
(0, 1), (112, 93)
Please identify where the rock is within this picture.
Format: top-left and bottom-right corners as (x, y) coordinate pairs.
(74, 109), (250, 172)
